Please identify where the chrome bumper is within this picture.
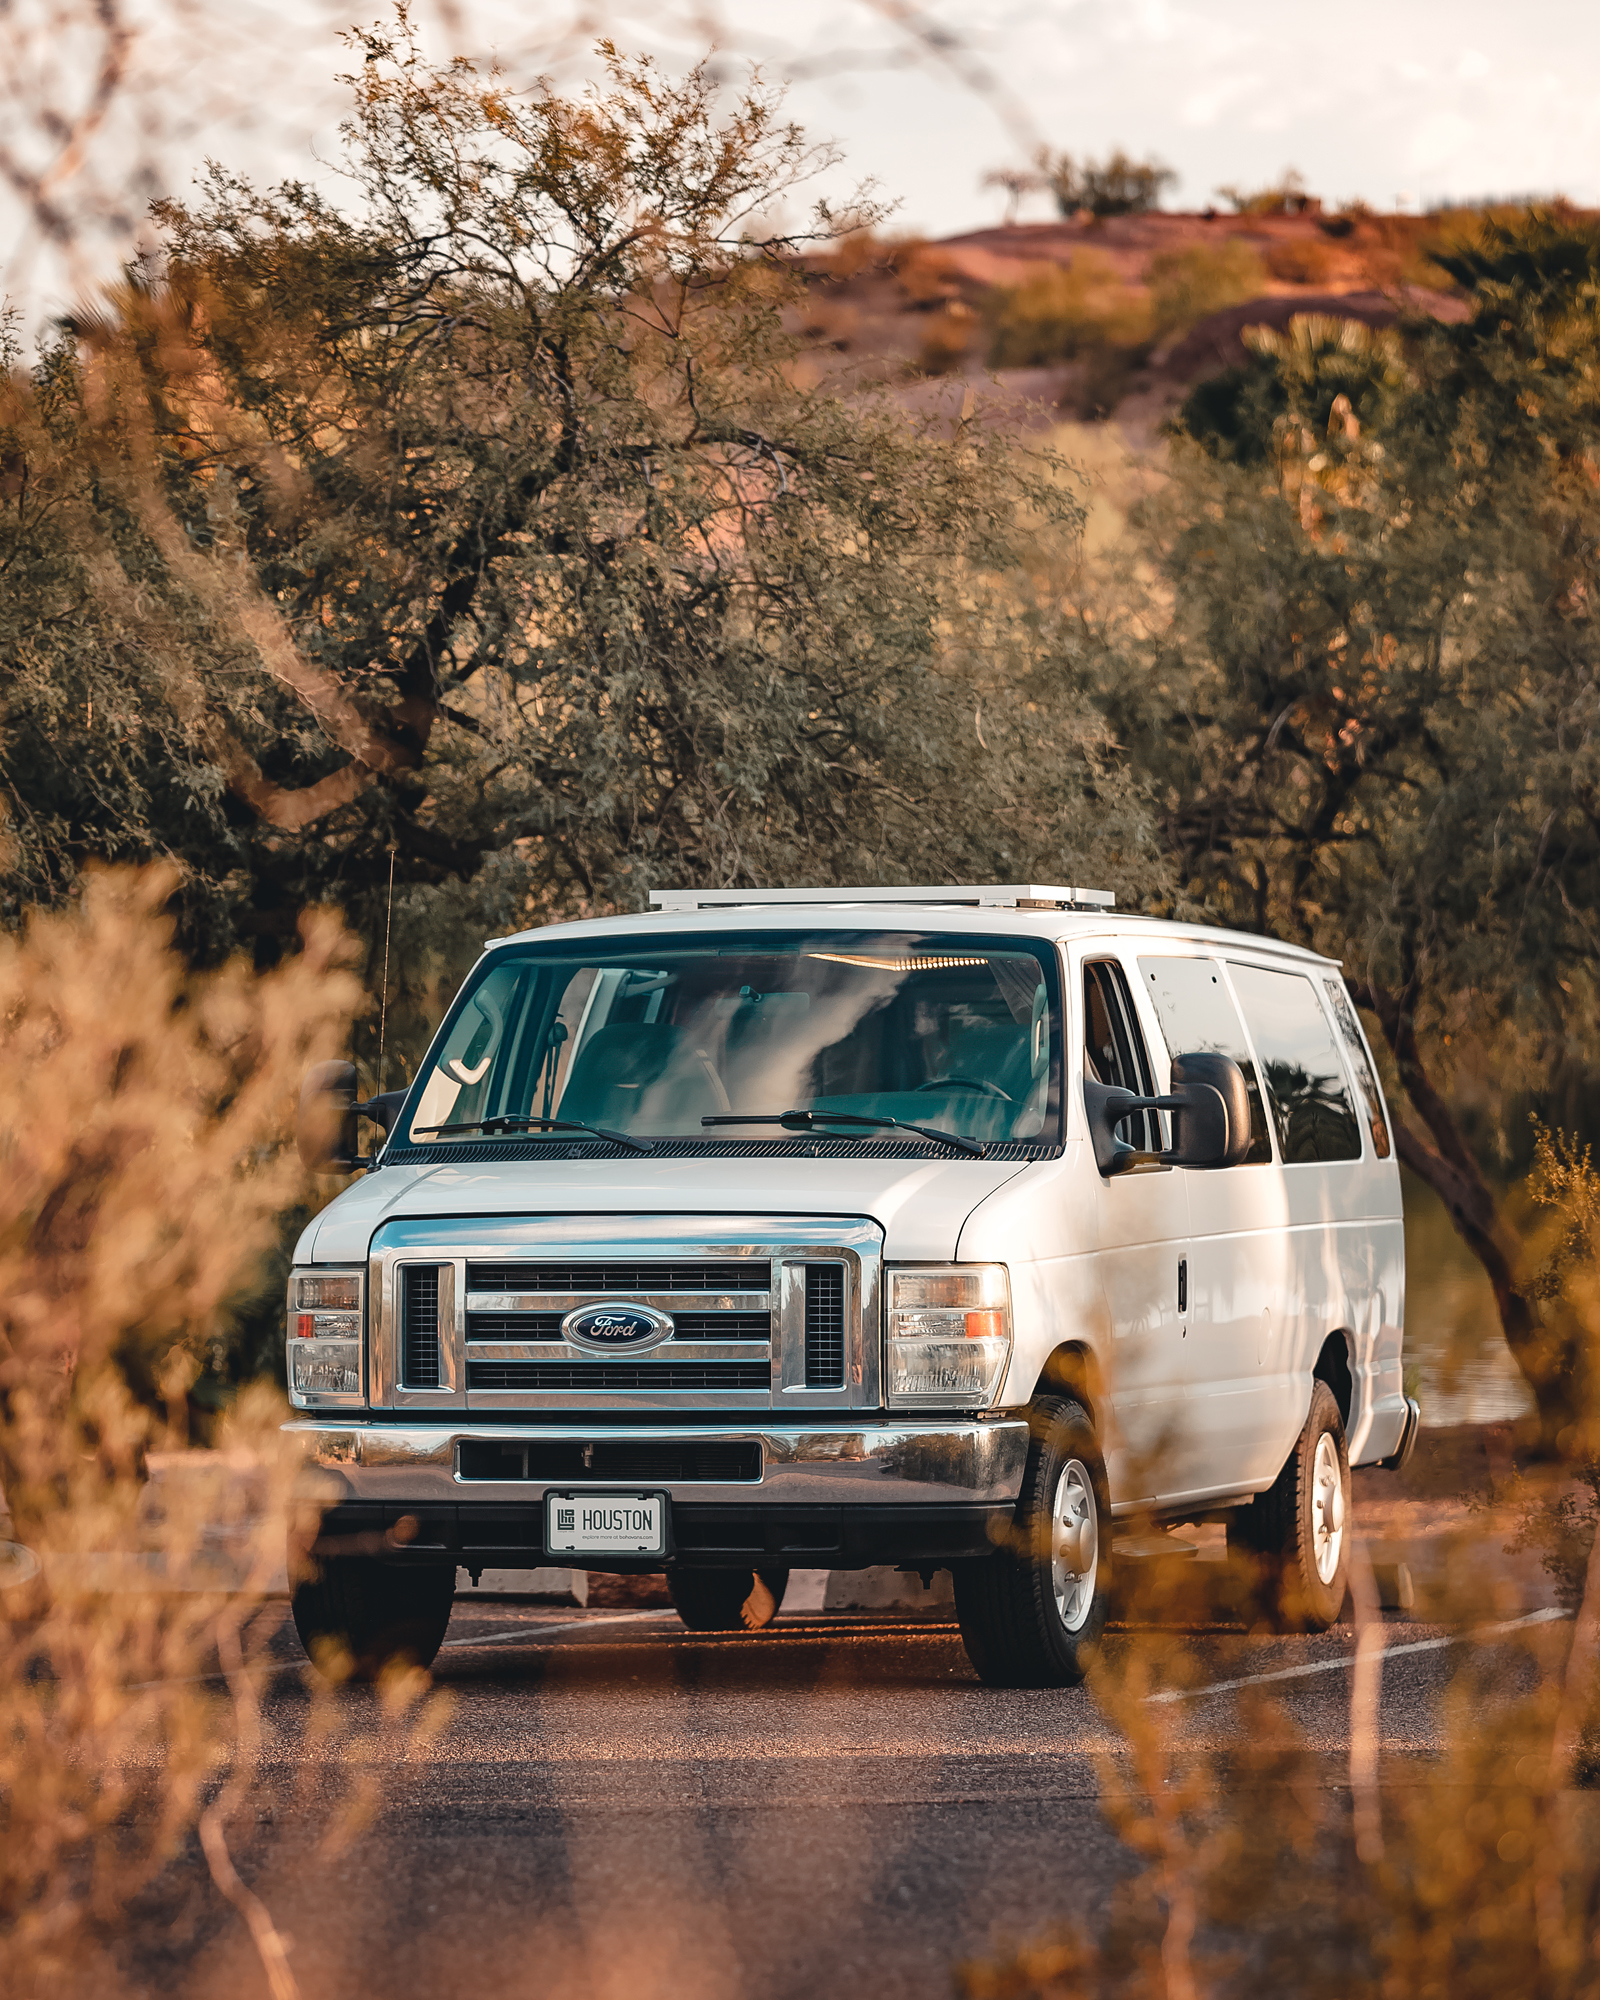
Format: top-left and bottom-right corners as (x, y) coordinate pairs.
(284, 1415), (1030, 1508)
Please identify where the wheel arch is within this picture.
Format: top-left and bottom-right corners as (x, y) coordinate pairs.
(1031, 1340), (1108, 1429)
(1313, 1329), (1355, 1431)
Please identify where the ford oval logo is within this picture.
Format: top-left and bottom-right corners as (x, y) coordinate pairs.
(561, 1301), (675, 1354)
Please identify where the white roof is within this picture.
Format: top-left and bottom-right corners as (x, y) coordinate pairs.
(484, 886), (1340, 970)
(648, 883), (1115, 913)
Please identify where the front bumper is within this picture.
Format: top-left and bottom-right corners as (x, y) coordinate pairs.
(286, 1414), (1030, 1571)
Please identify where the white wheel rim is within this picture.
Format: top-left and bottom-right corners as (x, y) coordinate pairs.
(1311, 1430), (1346, 1584)
(1050, 1459), (1099, 1633)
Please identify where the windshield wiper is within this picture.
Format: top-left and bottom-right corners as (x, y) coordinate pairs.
(410, 1114), (653, 1155)
(702, 1109), (986, 1158)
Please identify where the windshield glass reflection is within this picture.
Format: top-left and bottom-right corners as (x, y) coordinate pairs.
(404, 931), (1061, 1146)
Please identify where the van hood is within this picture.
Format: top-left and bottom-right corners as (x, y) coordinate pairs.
(299, 1152), (1032, 1265)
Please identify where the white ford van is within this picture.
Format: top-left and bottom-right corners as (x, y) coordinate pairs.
(285, 884), (1418, 1686)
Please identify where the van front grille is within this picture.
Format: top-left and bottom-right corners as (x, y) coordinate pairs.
(804, 1264), (846, 1388)
(468, 1361), (771, 1392)
(468, 1261), (770, 1293)
(401, 1266), (441, 1388)
(467, 1311), (771, 1343)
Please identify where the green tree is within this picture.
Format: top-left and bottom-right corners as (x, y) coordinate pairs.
(1093, 213), (1600, 1435)
(0, 16), (1143, 982)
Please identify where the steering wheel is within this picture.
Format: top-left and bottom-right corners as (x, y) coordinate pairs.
(915, 1075), (1012, 1101)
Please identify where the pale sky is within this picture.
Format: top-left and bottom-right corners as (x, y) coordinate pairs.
(5, 0), (1599, 326)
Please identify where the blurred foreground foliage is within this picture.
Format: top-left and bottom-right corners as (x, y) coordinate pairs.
(0, 867), (433, 1997)
(963, 1130), (1600, 2000)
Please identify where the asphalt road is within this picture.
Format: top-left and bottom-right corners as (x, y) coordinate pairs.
(121, 1594), (1563, 2000)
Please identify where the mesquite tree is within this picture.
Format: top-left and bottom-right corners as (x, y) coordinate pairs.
(1096, 221), (1600, 1435)
(0, 19), (1141, 972)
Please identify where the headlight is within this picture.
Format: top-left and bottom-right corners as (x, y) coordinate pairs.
(886, 1265), (1012, 1408)
(287, 1268), (365, 1404)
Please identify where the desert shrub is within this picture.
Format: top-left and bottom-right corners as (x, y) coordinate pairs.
(895, 242), (966, 307)
(1148, 240), (1268, 340)
(915, 303), (976, 374)
(1265, 235), (1338, 285)
(988, 254), (1153, 368)
(1506, 1123), (1600, 1620)
(798, 297), (860, 350)
(1216, 169), (1317, 216)
(959, 1549), (1600, 1999)
(0, 866), (378, 1995)
(1040, 148), (1175, 219)
(823, 228), (898, 280)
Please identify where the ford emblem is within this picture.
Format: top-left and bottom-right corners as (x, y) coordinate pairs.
(561, 1301), (675, 1354)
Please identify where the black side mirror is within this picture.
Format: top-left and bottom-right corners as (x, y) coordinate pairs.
(1170, 1053), (1252, 1168)
(296, 1064), (407, 1173)
(1084, 1050), (1251, 1177)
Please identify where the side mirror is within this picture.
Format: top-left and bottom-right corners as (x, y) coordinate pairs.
(1084, 1051), (1251, 1178)
(1169, 1052), (1252, 1168)
(297, 1061), (358, 1173)
(296, 1066), (407, 1173)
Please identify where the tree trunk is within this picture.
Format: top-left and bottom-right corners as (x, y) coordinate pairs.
(1347, 978), (1585, 1445)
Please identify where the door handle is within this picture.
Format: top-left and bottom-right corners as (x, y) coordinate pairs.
(1178, 1257), (1188, 1316)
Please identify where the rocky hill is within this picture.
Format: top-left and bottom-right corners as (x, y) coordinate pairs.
(789, 205), (1515, 443)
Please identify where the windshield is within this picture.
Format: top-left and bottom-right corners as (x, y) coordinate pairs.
(401, 929), (1062, 1148)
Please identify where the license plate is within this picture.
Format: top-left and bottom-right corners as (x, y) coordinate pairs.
(545, 1491), (666, 1556)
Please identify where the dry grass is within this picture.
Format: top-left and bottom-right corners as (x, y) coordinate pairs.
(0, 865), (390, 1995)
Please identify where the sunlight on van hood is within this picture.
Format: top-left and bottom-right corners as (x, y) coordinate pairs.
(299, 1153), (1033, 1266)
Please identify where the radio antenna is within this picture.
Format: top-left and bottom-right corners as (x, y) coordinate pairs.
(377, 844), (396, 1096)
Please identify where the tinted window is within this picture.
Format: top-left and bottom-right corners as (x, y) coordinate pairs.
(1228, 964), (1361, 1164)
(1137, 955), (1273, 1164)
(1324, 979), (1391, 1159)
(1083, 960), (1160, 1152)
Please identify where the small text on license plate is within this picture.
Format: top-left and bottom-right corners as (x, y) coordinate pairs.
(545, 1491), (665, 1556)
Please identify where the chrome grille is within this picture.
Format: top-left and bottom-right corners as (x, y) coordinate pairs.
(466, 1311), (771, 1342)
(371, 1216), (881, 1412)
(401, 1266), (441, 1388)
(467, 1361), (771, 1391)
(804, 1264), (846, 1388)
(468, 1261), (769, 1292)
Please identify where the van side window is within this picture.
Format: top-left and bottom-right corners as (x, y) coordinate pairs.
(1323, 979), (1392, 1159)
(1137, 956), (1273, 1164)
(1083, 960), (1160, 1152)
(1228, 963), (1362, 1164)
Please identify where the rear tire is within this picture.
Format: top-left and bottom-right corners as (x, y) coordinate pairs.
(291, 1557), (456, 1681)
(667, 1567), (789, 1632)
(1227, 1380), (1351, 1632)
(952, 1395), (1110, 1688)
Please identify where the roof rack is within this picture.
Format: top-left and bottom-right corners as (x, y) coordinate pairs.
(647, 883), (1116, 913)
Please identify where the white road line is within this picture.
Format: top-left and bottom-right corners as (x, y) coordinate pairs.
(1146, 1606), (1570, 1705)
(439, 1609), (672, 1651)
(123, 1610), (675, 1689)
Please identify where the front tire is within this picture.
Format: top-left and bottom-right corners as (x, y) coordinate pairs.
(291, 1557), (456, 1681)
(1227, 1380), (1351, 1631)
(667, 1567), (790, 1632)
(952, 1395), (1110, 1688)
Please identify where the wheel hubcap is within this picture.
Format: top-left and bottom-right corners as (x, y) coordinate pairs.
(1050, 1459), (1099, 1632)
(1311, 1431), (1345, 1584)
